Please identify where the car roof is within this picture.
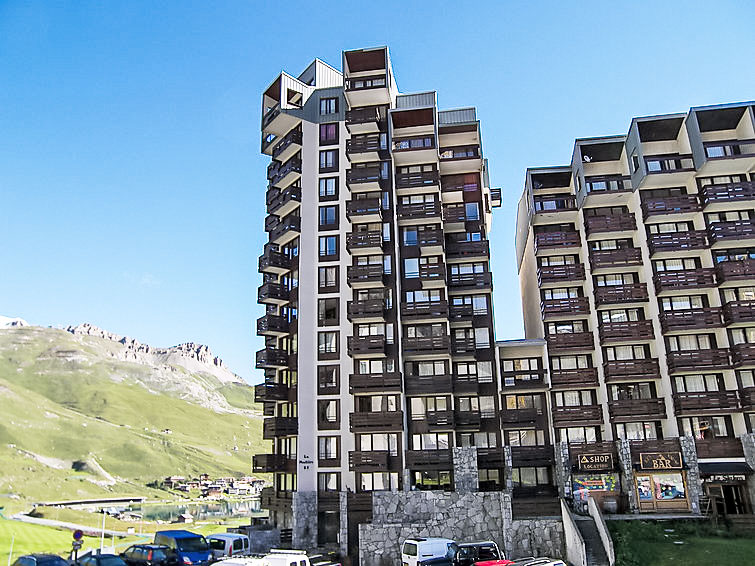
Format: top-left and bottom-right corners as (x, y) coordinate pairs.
(459, 541), (497, 546)
(209, 534), (245, 540)
(155, 530), (201, 538)
(137, 544), (171, 549)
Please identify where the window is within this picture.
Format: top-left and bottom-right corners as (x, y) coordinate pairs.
(539, 254), (578, 267)
(318, 331), (338, 354)
(319, 235), (338, 258)
(654, 257), (699, 272)
(320, 97), (338, 115)
(506, 429), (545, 446)
(615, 421), (660, 440)
(558, 426), (599, 443)
(604, 345), (648, 361)
(554, 390), (594, 407)
(358, 433), (399, 456)
(359, 472), (400, 492)
(511, 467), (550, 487)
(675, 374), (721, 393)
(410, 396), (449, 419)
(319, 149), (338, 172)
(465, 202), (480, 220)
(412, 432), (451, 450)
(319, 177), (338, 199)
(610, 382), (654, 400)
(319, 205), (338, 229)
(680, 416), (730, 440)
(405, 359), (447, 377)
(413, 470), (452, 491)
(595, 273), (636, 286)
(318, 400), (339, 428)
(551, 355), (590, 370)
(660, 295), (705, 311)
(599, 308), (642, 323)
(317, 365), (339, 393)
(505, 394), (543, 412)
(318, 436), (339, 460)
(478, 469), (501, 491)
(357, 394), (398, 413)
(318, 298), (339, 327)
(357, 358), (395, 375)
(319, 123), (338, 145)
(318, 266), (338, 291)
(667, 333), (714, 351)
(318, 472), (340, 491)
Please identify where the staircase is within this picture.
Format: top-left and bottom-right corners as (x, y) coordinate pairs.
(575, 517), (610, 566)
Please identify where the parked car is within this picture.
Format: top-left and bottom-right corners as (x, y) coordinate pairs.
(78, 553), (128, 566)
(507, 560), (565, 566)
(260, 550), (310, 566)
(401, 538), (456, 566)
(416, 541), (504, 566)
(13, 555), (69, 566)
(121, 544), (179, 566)
(208, 534), (250, 560)
(154, 530), (213, 566)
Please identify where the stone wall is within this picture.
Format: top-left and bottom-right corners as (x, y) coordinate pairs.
(292, 491), (317, 549)
(506, 519), (564, 559)
(679, 436), (701, 514)
(453, 447), (479, 493)
(741, 433), (755, 508)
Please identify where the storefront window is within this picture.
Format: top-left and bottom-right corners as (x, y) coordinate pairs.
(653, 473), (686, 501)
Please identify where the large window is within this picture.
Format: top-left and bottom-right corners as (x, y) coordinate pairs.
(318, 436), (339, 460)
(615, 421), (660, 441)
(358, 433), (399, 455)
(511, 467), (550, 487)
(413, 470), (452, 491)
(679, 416), (730, 440)
(319, 205), (338, 229)
(359, 472), (400, 492)
(506, 429), (545, 446)
(317, 298), (339, 326)
(558, 426), (599, 443)
(319, 235), (338, 258)
(319, 123), (338, 145)
(318, 266), (338, 292)
(320, 97), (338, 115)
(319, 149), (338, 172)
(318, 331), (338, 354)
(318, 472), (340, 492)
(319, 177), (338, 199)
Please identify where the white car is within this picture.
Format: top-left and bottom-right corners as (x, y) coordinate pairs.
(208, 534), (251, 560)
(401, 538), (456, 566)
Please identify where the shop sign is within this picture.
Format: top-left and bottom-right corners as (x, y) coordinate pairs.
(578, 453), (613, 471)
(705, 474), (747, 483)
(639, 452), (682, 470)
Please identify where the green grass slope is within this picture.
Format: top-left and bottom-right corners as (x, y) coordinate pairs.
(0, 327), (269, 511)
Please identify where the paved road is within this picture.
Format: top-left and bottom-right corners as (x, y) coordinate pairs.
(10, 513), (133, 537)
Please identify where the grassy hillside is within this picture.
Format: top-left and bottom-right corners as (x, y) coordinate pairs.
(0, 327), (269, 513)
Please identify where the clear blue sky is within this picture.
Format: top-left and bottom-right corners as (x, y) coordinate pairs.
(2, 1), (754, 382)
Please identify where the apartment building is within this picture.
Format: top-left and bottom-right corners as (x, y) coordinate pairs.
(253, 47), (502, 555)
(515, 101), (755, 516)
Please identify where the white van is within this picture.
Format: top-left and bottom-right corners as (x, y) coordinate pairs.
(401, 538), (456, 566)
(261, 550), (311, 566)
(208, 533), (251, 559)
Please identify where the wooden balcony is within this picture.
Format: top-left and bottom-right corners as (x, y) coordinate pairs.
(568, 441), (618, 463)
(403, 335), (450, 355)
(500, 369), (548, 390)
(537, 264), (585, 285)
(396, 201), (442, 220)
(401, 300), (449, 320)
(476, 447), (506, 468)
(695, 438), (745, 459)
(603, 359), (661, 382)
(404, 374), (453, 395)
(404, 449), (452, 469)
(455, 411), (485, 428)
(348, 450), (395, 472)
(346, 230), (383, 254)
(346, 164), (384, 189)
(653, 268), (716, 293)
(448, 303), (475, 321)
(552, 405), (603, 426)
(723, 301), (755, 325)
(584, 213), (636, 235)
(254, 382), (294, 403)
(347, 335), (388, 357)
(700, 181), (755, 208)
(716, 259), (755, 283)
(594, 283), (648, 305)
(347, 298), (389, 322)
(424, 410), (455, 428)
(268, 216), (301, 244)
(253, 453), (295, 473)
(534, 231), (581, 254)
(349, 411), (404, 432)
(453, 374), (482, 394)
(346, 197), (382, 221)
(349, 372), (402, 394)
(599, 320), (654, 343)
(395, 169), (440, 190)
(629, 438), (680, 465)
(642, 195), (701, 219)
(260, 487), (292, 513)
(659, 308), (723, 332)
(541, 297), (590, 319)
(546, 332), (594, 351)
(347, 264), (386, 287)
(445, 240), (490, 258)
(708, 219), (755, 244)
(510, 445), (554, 466)
(608, 398), (666, 421)
(345, 106), (385, 132)
(451, 336), (478, 355)
(346, 133), (386, 159)
(667, 349), (731, 372)
(740, 386), (755, 410)
(448, 272), (493, 289)
(550, 368), (599, 388)
(673, 391), (740, 414)
(500, 407), (542, 425)
(255, 347), (290, 369)
(732, 343), (755, 367)
(647, 231), (709, 255)
(263, 416), (298, 439)
(589, 248), (643, 270)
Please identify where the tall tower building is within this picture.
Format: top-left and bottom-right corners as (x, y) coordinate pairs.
(254, 47), (502, 554)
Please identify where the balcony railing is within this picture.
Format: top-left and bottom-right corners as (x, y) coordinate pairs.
(510, 445), (554, 466)
(732, 343), (755, 366)
(603, 359), (661, 381)
(653, 268), (716, 293)
(476, 448), (506, 468)
(269, 216), (301, 242)
(348, 450), (391, 471)
(349, 372), (402, 394)
(271, 129), (303, 160)
(701, 181), (755, 208)
(589, 248), (643, 269)
(400, 300), (449, 320)
(256, 314), (290, 335)
(716, 259), (755, 282)
(402, 335), (450, 354)
(550, 368), (599, 388)
(397, 201), (442, 220)
(741, 386), (755, 410)
(253, 453), (295, 473)
(347, 335), (388, 356)
(408, 229), (444, 248)
(347, 264), (386, 286)
(584, 213), (636, 234)
(439, 145), (480, 160)
(347, 164), (385, 186)
(258, 247), (292, 273)
(261, 103), (281, 129)
(404, 450), (452, 469)
(659, 307), (723, 332)
(346, 197), (382, 219)
(642, 195), (701, 218)
(349, 411), (404, 432)
(599, 320), (655, 343)
(451, 336), (478, 354)
(608, 398), (666, 420)
(703, 140), (755, 160)
(257, 282), (290, 303)
(266, 186), (301, 215)
(347, 134), (386, 155)
(347, 298), (389, 321)
(254, 382), (293, 403)
(255, 347), (290, 369)
(395, 169), (440, 189)
(500, 408), (541, 424)
(453, 374), (483, 393)
(262, 417), (298, 439)
(723, 301), (755, 325)
(541, 297), (590, 318)
(708, 219), (755, 243)
(647, 231), (709, 255)
(448, 272), (493, 289)
(404, 374), (453, 395)
(594, 283), (649, 305)
(448, 303), (475, 321)
(346, 231), (383, 252)
(345, 106), (384, 126)
(546, 332), (594, 351)
(695, 438), (745, 459)
(537, 264), (585, 285)
(416, 263), (446, 281)
(551, 405), (603, 425)
(667, 349), (731, 372)
(268, 158), (302, 187)
(534, 231), (581, 253)
(644, 154), (694, 173)
(345, 74), (387, 91)
(673, 391), (740, 414)
(445, 240), (490, 258)
(392, 135), (435, 152)
(455, 410), (484, 427)
(425, 410), (455, 428)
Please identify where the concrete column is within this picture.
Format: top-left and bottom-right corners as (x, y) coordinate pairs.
(402, 469), (412, 492)
(616, 439), (638, 513)
(679, 435), (701, 514)
(453, 446), (479, 493)
(338, 492), (348, 558)
(292, 491), (318, 549)
(740, 433), (755, 509)
(501, 491), (514, 557)
(554, 442), (572, 498)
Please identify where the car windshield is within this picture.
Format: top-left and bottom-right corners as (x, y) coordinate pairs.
(38, 557), (69, 566)
(100, 557), (127, 566)
(403, 543), (418, 557)
(209, 540), (226, 551)
(176, 537), (209, 553)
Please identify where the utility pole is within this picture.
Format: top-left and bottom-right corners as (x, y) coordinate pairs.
(100, 509), (106, 551)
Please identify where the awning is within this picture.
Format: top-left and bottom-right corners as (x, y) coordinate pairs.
(698, 462), (754, 476)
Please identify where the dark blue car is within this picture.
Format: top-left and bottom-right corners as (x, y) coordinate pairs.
(154, 531), (213, 566)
